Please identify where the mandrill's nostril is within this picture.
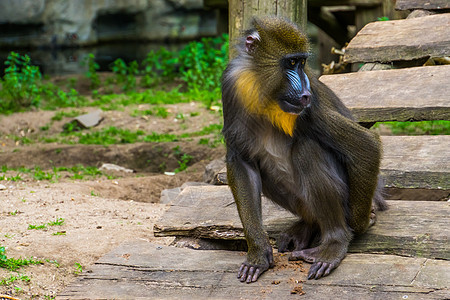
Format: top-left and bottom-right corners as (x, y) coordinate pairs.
(300, 95), (311, 107)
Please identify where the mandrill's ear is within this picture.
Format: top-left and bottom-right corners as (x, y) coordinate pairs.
(245, 31), (260, 54)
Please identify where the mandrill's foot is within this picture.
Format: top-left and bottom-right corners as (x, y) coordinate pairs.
(278, 221), (318, 253)
(238, 262), (270, 283)
(290, 246), (344, 280)
(238, 245), (274, 283)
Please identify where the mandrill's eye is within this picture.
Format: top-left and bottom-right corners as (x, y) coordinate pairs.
(290, 59), (297, 66)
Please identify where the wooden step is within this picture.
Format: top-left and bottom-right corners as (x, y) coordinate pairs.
(396, 0), (450, 10)
(382, 135), (449, 190)
(154, 185), (450, 260)
(56, 240), (450, 299)
(319, 65), (450, 123)
(343, 13), (450, 63)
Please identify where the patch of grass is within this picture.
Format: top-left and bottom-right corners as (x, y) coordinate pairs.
(52, 110), (83, 121)
(374, 120), (450, 135)
(33, 166), (60, 181)
(52, 231), (66, 236)
(67, 126), (146, 145)
(28, 218), (65, 230)
(154, 106), (169, 118)
(48, 218), (65, 226)
(0, 246), (42, 271)
(172, 146), (193, 173)
(28, 224), (47, 230)
(0, 274), (30, 286)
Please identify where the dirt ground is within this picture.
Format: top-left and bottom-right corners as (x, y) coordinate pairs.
(0, 101), (225, 299)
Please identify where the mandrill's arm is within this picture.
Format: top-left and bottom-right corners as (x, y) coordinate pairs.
(226, 152), (274, 283)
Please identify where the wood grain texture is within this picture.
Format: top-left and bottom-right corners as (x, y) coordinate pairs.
(319, 65), (450, 123)
(56, 240), (450, 299)
(344, 13), (450, 63)
(381, 135), (450, 189)
(154, 185), (450, 259)
(396, 0), (450, 10)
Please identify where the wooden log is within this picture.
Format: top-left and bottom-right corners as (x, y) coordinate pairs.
(319, 65), (450, 123)
(154, 185), (450, 259)
(56, 240), (450, 299)
(396, 0), (450, 11)
(344, 13), (450, 63)
(228, 0), (307, 58)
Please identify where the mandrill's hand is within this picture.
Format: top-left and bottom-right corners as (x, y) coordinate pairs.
(238, 244), (274, 283)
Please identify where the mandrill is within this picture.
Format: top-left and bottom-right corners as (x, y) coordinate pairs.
(221, 17), (386, 282)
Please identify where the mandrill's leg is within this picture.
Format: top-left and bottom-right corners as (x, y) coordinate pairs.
(278, 220), (319, 253)
(289, 223), (352, 279)
(227, 154), (274, 283)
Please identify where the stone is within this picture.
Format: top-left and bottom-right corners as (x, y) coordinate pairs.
(0, 0), (217, 48)
(74, 110), (103, 129)
(99, 163), (134, 173)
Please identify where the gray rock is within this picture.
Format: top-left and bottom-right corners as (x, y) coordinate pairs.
(74, 110), (103, 129)
(99, 163), (134, 173)
(0, 0), (217, 48)
(203, 158), (225, 184)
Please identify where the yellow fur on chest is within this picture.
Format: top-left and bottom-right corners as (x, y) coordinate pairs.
(235, 70), (297, 136)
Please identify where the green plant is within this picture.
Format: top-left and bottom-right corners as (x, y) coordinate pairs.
(28, 217), (64, 230)
(377, 16), (390, 21)
(74, 262), (83, 275)
(48, 218), (65, 226)
(172, 146), (193, 173)
(141, 48), (177, 87)
(33, 166), (60, 181)
(111, 59), (139, 91)
(155, 106), (169, 118)
(82, 53), (100, 89)
(178, 34), (229, 92)
(52, 231), (66, 236)
(0, 246), (42, 271)
(373, 120), (450, 135)
(0, 52), (42, 111)
(0, 274), (30, 286)
(52, 110), (83, 121)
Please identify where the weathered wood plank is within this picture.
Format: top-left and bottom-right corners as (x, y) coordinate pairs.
(56, 240), (450, 299)
(154, 185), (450, 259)
(382, 135), (450, 190)
(319, 65), (450, 123)
(344, 13), (450, 63)
(396, 0), (450, 10)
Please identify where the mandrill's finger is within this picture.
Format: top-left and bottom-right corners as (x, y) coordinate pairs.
(307, 262), (322, 280)
(252, 268), (261, 282)
(314, 263), (328, 279)
(238, 265), (249, 281)
(238, 264), (245, 278)
(324, 265), (333, 277)
(246, 266), (255, 283)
